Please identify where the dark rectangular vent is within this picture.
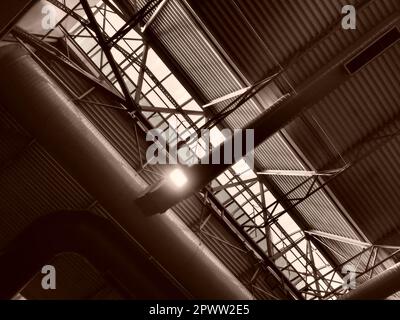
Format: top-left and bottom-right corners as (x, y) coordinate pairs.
(345, 27), (400, 74)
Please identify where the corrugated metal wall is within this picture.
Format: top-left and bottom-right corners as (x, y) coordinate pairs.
(135, 0), (400, 295)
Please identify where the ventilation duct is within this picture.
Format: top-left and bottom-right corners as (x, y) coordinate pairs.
(341, 263), (400, 300)
(136, 14), (400, 216)
(0, 44), (253, 300)
(0, 211), (186, 299)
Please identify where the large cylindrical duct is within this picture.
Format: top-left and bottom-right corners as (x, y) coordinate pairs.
(341, 263), (400, 300)
(135, 13), (400, 216)
(0, 44), (253, 300)
(0, 211), (186, 299)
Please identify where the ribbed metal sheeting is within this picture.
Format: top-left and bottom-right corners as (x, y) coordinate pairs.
(269, 174), (359, 239)
(0, 104), (121, 299)
(133, 0), (400, 292)
(135, 0), (366, 258)
(189, 0), (362, 82)
(50, 61), (291, 299)
(189, 0), (399, 87)
(286, 42), (400, 244)
(138, 0), (275, 127)
(0, 109), (93, 246)
(288, 44), (400, 169)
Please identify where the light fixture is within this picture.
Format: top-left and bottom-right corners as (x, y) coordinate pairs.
(168, 168), (188, 188)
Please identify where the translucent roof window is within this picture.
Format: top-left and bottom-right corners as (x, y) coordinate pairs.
(47, 0), (345, 299)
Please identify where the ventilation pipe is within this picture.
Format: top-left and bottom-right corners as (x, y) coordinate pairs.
(0, 44), (253, 300)
(136, 13), (400, 215)
(341, 263), (400, 300)
(0, 211), (187, 299)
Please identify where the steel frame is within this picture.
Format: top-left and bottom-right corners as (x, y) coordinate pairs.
(13, 0), (302, 299)
(12, 0), (400, 300)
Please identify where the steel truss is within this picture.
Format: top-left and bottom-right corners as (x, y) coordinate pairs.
(12, 0), (400, 300)
(222, 114), (400, 298)
(12, 0), (303, 300)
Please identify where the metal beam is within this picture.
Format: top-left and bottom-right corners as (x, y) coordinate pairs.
(334, 249), (400, 299)
(305, 230), (372, 248)
(271, 235), (305, 260)
(240, 115), (400, 228)
(211, 177), (258, 192)
(12, 27), (123, 102)
(140, 105), (204, 116)
(301, 246), (373, 294)
(0, 44), (254, 299)
(341, 262), (400, 299)
(202, 72), (278, 109)
(307, 230), (400, 251)
(202, 87), (249, 109)
(141, 0), (169, 34)
(135, 12), (400, 215)
(260, 182), (274, 257)
(201, 185), (303, 299)
(134, 43), (150, 104)
(257, 169), (341, 177)
(80, 0), (139, 114)
(106, 0), (162, 46)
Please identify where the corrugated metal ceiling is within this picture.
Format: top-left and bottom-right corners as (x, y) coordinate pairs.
(0, 53), (289, 299)
(3, 0), (400, 299)
(135, 0), (400, 292)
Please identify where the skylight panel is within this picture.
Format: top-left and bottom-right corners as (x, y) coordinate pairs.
(104, 12), (125, 36)
(58, 0), (347, 299)
(75, 30), (97, 52)
(277, 213), (301, 235)
(242, 202), (255, 215)
(142, 74), (157, 94)
(183, 100), (202, 111)
(234, 194), (247, 206)
(162, 74), (191, 105)
(146, 49), (171, 80)
(110, 47), (125, 63)
(146, 90), (167, 109)
(231, 159), (250, 175)
(249, 183), (260, 195)
(209, 127), (226, 147)
(217, 173), (230, 185)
